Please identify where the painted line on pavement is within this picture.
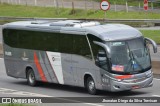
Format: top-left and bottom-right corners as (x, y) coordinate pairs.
(153, 78), (160, 80)
(0, 87), (52, 97)
(0, 87), (104, 106)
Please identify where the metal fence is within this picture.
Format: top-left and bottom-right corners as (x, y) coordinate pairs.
(0, 0), (160, 12)
(0, 0), (97, 9)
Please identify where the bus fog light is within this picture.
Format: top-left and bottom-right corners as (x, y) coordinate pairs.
(114, 85), (120, 89)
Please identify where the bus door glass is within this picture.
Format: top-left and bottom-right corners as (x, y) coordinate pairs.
(94, 45), (111, 86)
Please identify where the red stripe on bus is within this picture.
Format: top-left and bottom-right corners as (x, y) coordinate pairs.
(34, 52), (47, 82)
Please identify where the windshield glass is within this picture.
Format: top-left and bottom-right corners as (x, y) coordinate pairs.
(107, 37), (151, 74)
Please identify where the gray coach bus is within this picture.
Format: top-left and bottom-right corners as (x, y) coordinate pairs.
(2, 20), (157, 95)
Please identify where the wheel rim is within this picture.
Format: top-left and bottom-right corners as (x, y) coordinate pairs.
(29, 72), (35, 84)
(88, 80), (95, 91)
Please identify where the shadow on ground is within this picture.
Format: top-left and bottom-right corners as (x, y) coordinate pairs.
(11, 80), (149, 97)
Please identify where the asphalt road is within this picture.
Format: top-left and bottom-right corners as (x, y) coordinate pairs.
(0, 58), (160, 106)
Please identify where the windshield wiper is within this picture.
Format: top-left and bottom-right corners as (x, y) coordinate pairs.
(125, 42), (135, 72)
(126, 42), (144, 71)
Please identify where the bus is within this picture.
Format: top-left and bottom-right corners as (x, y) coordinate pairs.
(2, 20), (157, 95)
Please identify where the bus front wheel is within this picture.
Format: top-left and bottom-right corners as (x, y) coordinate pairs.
(86, 77), (97, 95)
(27, 69), (37, 86)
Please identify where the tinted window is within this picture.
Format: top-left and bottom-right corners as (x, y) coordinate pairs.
(3, 29), (60, 52)
(3, 29), (91, 59)
(73, 35), (91, 59)
(18, 30), (34, 49)
(87, 34), (103, 59)
(87, 34), (109, 71)
(96, 48), (109, 71)
(3, 29), (19, 48)
(59, 34), (73, 54)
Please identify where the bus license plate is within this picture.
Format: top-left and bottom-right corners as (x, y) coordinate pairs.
(132, 85), (140, 89)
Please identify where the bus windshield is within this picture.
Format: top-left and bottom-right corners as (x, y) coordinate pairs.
(107, 37), (151, 75)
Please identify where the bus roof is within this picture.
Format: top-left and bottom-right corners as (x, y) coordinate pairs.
(3, 20), (142, 41)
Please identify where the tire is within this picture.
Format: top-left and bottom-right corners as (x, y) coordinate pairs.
(27, 69), (37, 86)
(86, 77), (97, 95)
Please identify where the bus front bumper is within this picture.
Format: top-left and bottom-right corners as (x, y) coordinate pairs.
(109, 73), (153, 92)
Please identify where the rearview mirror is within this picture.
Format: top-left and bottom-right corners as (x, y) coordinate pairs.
(93, 41), (111, 58)
(145, 37), (157, 53)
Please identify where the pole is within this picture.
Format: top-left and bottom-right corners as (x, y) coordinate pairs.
(92, 0), (95, 12)
(71, 1), (75, 14)
(139, 2), (141, 9)
(56, 0), (59, 8)
(151, 2), (154, 10)
(104, 11), (106, 19)
(84, 0), (87, 16)
(55, 0), (59, 15)
(25, 0), (27, 6)
(35, 0), (37, 6)
(54, 0), (56, 7)
(62, 0), (64, 8)
(126, 1), (128, 13)
(85, 0), (87, 10)
(114, 1), (117, 12)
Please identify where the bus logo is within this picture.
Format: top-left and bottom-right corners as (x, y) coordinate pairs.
(2, 98), (11, 103)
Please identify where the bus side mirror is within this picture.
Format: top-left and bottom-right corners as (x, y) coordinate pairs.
(95, 59), (100, 66)
(145, 37), (157, 53)
(93, 41), (111, 58)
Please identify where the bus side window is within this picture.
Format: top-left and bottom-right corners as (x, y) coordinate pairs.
(59, 33), (73, 54)
(87, 34), (109, 71)
(87, 34), (103, 60)
(18, 30), (33, 49)
(45, 33), (59, 52)
(73, 35), (92, 59)
(3, 29), (19, 48)
(95, 47), (109, 71)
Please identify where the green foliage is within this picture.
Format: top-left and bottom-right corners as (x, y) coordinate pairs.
(0, 3), (160, 19)
(140, 30), (160, 44)
(0, 3), (160, 43)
